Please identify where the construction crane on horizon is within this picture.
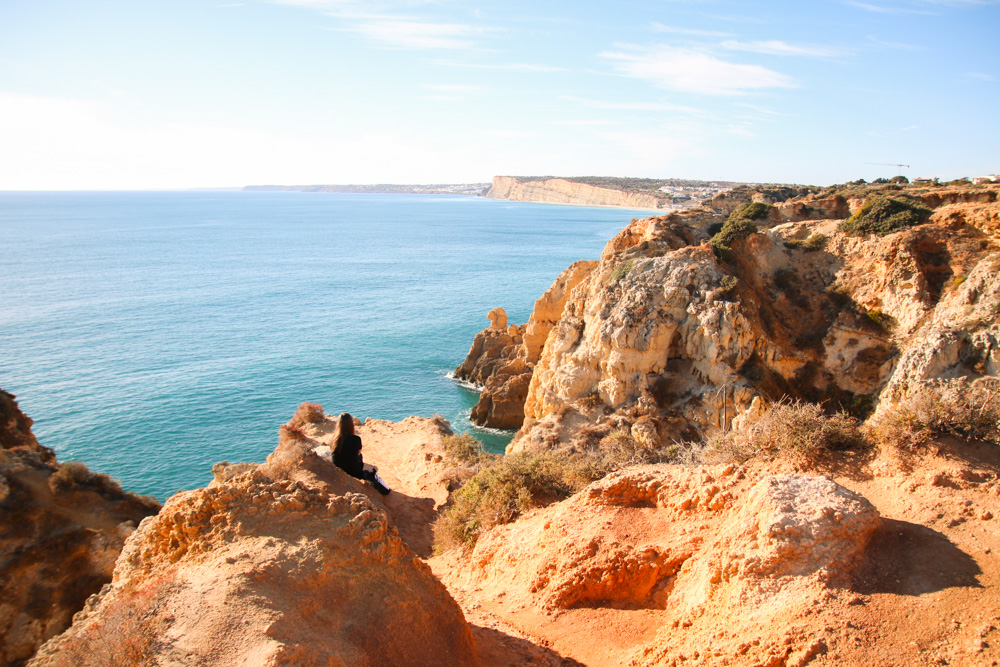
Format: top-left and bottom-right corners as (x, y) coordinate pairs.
(865, 162), (911, 176)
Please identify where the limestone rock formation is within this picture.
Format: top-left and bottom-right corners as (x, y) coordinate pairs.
(434, 465), (885, 665)
(454, 261), (598, 429)
(461, 183), (1000, 453)
(486, 176), (668, 209)
(433, 436), (1000, 666)
(31, 469), (479, 667)
(0, 389), (160, 667)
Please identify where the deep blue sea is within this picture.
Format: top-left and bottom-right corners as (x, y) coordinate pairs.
(0, 191), (645, 499)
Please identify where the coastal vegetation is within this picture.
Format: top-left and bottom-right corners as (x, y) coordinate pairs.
(704, 400), (862, 463)
(838, 196), (933, 236)
(867, 383), (1000, 449)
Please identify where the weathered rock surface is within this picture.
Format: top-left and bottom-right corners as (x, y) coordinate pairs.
(31, 469), (479, 667)
(0, 390), (160, 667)
(434, 438), (1000, 666)
(454, 261), (599, 429)
(487, 176), (668, 209)
(463, 183), (1000, 454)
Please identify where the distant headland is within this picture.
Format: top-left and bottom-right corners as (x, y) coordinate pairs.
(243, 175), (759, 211)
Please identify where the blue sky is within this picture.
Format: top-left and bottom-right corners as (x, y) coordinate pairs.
(1, 0), (997, 189)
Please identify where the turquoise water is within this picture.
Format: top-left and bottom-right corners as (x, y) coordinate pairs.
(0, 191), (644, 499)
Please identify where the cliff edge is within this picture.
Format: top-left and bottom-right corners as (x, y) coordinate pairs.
(0, 390), (160, 667)
(487, 175), (670, 209)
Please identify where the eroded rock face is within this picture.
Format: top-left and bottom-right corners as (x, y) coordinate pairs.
(435, 465), (881, 664)
(486, 176), (667, 209)
(468, 183), (1000, 454)
(31, 469), (479, 667)
(454, 261), (598, 429)
(0, 390), (160, 667)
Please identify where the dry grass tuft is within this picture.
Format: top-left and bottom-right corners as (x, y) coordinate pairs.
(48, 461), (125, 499)
(442, 433), (495, 468)
(288, 402), (325, 428)
(704, 399), (862, 463)
(867, 383), (1000, 449)
(434, 425), (689, 553)
(50, 575), (174, 667)
(278, 424), (310, 443)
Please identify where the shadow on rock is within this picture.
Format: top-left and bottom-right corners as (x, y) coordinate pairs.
(851, 518), (982, 595)
(470, 625), (587, 667)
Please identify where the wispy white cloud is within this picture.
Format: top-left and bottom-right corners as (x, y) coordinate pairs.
(347, 20), (482, 50)
(845, 1), (935, 14)
(650, 23), (734, 38)
(272, 0), (490, 50)
(435, 60), (566, 72)
(560, 95), (704, 114)
(600, 46), (794, 95)
(733, 102), (793, 117)
(721, 40), (851, 58)
(866, 35), (925, 51)
(964, 71), (996, 81)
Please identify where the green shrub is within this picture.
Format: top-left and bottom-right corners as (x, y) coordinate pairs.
(786, 233), (827, 251)
(610, 259), (635, 282)
(730, 201), (773, 221)
(433, 450), (582, 551)
(865, 309), (894, 329)
(838, 196), (932, 236)
(704, 399), (862, 463)
(442, 433), (494, 467)
(890, 175), (909, 184)
(719, 275), (739, 295)
(711, 218), (758, 257)
(434, 426), (683, 551)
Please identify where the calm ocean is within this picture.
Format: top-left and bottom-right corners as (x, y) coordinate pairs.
(0, 191), (645, 499)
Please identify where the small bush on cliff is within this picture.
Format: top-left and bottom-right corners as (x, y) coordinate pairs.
(442, 433), (495, 467)
(610, 259), (635, 282)
(704, 399), (862, 463)
(730, 201), (773, 222)
(865, 309), (895, 329)
(49, 461), (125, 499)
(784, 233), (827, 252)
(867, 383), (1000, 449)
(434, 450), (585, 551)
(288, 401), (325, 428)
(711, 218), (758, 257)
(838, 196), (931, 236)
(710, 202), (774, 257)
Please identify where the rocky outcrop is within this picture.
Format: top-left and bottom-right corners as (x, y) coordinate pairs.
(433, 463), (896, 666)
(0, 390), (160, 667)
(454, 261), (599, 429)
(32, 469), (479, 667)
(433, 433), (1000, 666)
(486, 176), (668, 209)
(457, 183), (1000, 453)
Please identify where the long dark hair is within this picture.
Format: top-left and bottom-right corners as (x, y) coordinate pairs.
(332, 412), (355, 456)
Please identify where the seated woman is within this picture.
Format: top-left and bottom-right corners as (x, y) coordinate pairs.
(332, 412), (390, 495)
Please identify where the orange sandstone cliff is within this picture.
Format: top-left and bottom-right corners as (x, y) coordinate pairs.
(459, 182), (1000, 453)
(0, 390), (160, 667)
